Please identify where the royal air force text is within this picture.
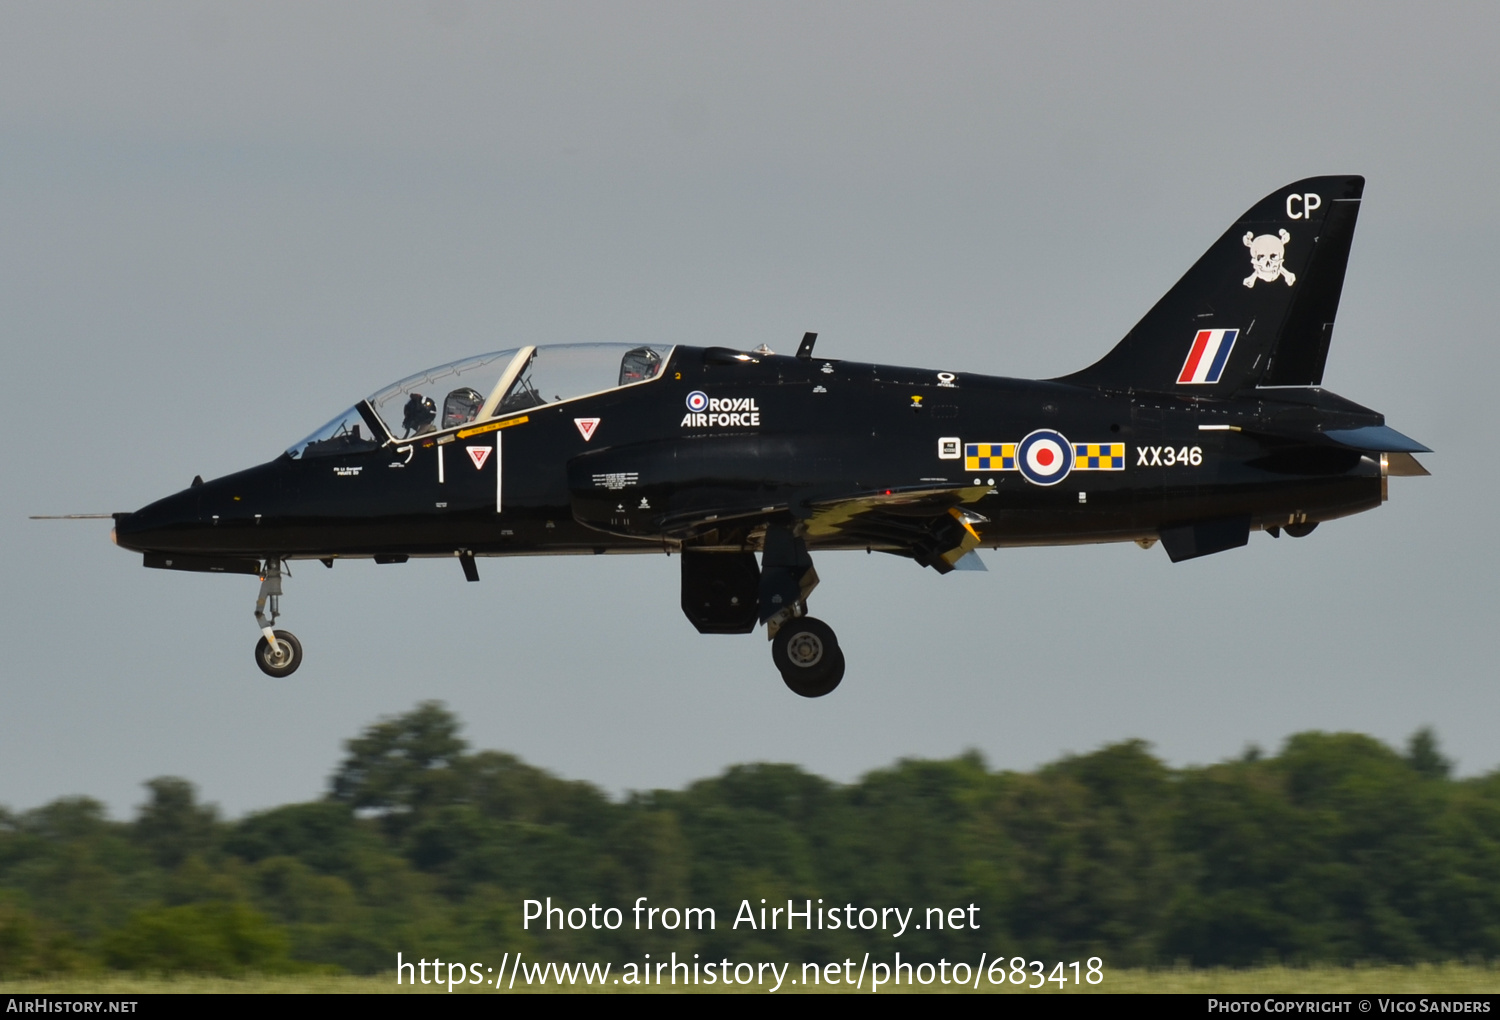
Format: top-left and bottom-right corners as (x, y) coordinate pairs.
(681, 397), (761, 429)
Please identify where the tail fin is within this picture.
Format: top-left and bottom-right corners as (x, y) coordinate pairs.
(1059, 175), (1364, 393)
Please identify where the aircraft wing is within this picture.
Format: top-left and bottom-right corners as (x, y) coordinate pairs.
(648, 483), (990, 571)
(802, 483), (988, 534)
(568, 435), (991, 571)
(802, 484), (993, 572)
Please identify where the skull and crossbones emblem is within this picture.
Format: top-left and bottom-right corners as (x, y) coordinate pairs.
(1243, 229), (1296, 288)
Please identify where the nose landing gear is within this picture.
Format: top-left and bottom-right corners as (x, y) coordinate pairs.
(253, 559), (302, 677)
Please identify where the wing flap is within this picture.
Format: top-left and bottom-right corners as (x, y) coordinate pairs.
(803, 484), (990, 537)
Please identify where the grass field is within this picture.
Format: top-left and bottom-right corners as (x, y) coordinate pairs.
(2, 963), (1498, 994)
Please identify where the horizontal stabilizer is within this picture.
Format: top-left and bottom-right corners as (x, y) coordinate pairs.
(1321, 425), (1431, 453)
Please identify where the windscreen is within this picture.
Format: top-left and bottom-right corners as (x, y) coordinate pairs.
(286, 407), (381, 459)
(366, 350), (521, 439)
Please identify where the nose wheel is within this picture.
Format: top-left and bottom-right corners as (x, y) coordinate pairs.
(252, 559), (303, 677)
(772, 617), (844, 698)
(255, 629), (303, 677)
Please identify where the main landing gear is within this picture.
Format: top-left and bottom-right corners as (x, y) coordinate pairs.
(761, 528), (844, 698)
(253, 559), (302, 677)
(676, 527), (846, 698)
(771, 616), (844, 698)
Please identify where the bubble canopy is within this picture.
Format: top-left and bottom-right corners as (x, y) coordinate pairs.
(286, 343), (671, 458)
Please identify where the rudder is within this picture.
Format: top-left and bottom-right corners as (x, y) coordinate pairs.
(1060, 176), (1364, 394)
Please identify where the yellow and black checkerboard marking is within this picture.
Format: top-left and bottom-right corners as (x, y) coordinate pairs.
(1072, 442), (1126, 470)
(963, 440), (1126, 473)
(964, 443), (1016, 471)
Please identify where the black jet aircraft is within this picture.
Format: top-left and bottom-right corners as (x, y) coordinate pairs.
(92, 175), (1428, 696)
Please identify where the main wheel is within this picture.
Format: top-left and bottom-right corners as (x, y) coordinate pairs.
(772, 617), (844, 698)
(254, 630), (303, 678)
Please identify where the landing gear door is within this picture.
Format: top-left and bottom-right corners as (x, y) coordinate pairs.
(681, 551), (760, 634)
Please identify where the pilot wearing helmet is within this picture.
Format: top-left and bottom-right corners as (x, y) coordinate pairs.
(401, 393), (437, 436)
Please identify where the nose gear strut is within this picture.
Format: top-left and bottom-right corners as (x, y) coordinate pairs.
(253, 559), (302, 677)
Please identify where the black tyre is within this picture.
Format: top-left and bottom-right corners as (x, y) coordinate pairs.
(1284, 521), (1318, 538)
(254, 630), (303, 678)
(772, 617), (844, 698)
(782, 648), (844, 698)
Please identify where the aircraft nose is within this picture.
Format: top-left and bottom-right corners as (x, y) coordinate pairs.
(110, 488), (202, 553)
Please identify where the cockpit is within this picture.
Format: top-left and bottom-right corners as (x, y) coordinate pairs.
(287, 343), (670, 459)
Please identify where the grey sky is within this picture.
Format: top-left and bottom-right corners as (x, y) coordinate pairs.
(2, 2), (1493, 818)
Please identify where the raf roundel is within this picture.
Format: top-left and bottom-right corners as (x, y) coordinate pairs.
(1016, 429), (1074, 486)
(686, 390), (708, 413)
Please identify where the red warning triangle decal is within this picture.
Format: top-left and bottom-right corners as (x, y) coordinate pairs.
(574, 418), (600, 441)
(466, 446), (492, 470)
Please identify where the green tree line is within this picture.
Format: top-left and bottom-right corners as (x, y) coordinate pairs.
(1, 703), (1495, 976)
